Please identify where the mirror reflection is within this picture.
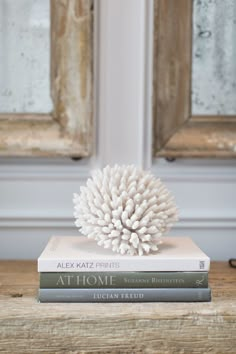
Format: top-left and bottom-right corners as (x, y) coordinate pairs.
(192, 0), (236, 115)
(0, 0), (52, 113)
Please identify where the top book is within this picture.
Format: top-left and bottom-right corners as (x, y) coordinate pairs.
(38, 236), (210, 272)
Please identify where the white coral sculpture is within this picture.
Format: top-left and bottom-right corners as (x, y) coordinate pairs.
(73, 165), (178, 256)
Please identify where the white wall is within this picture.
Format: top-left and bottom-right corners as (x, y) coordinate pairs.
(0, 0), (235, 260)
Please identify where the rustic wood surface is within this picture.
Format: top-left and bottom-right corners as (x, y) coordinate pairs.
(51, 0), (93, 151)
(153, 0), (236, 158)
(0, 116), (89, 157)
(153, 0), (192, 152)
(157, 117), (236, 158)
(0, 261), (235, 353)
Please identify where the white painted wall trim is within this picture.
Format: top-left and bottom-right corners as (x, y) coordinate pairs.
(96, 0), (149, 167)
(0, 0), (235, 260)
(0, 160), (90, 180)
(1, 215), (235, 229)
(0, 158), (235, 182)
(152, 159), (236, 182)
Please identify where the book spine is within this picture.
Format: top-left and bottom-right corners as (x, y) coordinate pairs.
(38, 288), (211, 303)
(38, 258), (210, 272)
(40, 271), (208, 289)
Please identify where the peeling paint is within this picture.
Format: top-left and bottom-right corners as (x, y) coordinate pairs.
(51, 0), (93, 143)
(207, 131), (236, 152)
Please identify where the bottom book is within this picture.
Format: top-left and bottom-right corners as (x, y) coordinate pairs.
(38, 287), (211, 303)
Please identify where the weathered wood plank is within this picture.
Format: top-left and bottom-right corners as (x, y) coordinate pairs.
(51, 0), (93, 149)
(0, 261), (235, 353)
(157, 118), (236, 158)
(153, 0), (192, 150)
(0, 118), (88, 156)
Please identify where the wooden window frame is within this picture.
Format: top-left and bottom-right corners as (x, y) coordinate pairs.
(0, 0), (93, 157)
(153, 0), (236, 158)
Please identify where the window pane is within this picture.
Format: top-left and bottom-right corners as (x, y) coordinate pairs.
(0, 0), (52, 113)
(192, 0), (236, 115)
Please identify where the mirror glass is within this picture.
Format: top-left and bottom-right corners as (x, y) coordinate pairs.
(192, 0), (236, 115)
(0, 0), (52, 113)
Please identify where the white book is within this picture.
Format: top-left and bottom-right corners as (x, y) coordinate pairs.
(38, 236), (210, 272)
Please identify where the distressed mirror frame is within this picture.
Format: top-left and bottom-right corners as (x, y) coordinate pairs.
(0, 0), (93, 157)
(153, 0), (236, 157)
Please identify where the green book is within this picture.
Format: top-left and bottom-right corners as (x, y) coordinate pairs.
(40, 271), (208, 289)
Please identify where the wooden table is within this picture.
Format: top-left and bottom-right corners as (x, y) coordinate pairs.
(0, 261), (235, 354)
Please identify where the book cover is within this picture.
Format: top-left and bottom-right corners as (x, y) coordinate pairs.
(40, 271), (208, 289)
(38, 236), (210, 272)
(38, 288), (211, 303)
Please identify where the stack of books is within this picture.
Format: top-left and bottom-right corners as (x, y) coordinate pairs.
(38, 236), (211, 302)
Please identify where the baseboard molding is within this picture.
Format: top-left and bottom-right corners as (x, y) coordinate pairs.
(152, 160), (236, 182)
(0, 161), (90, 181)
(1, 215), (235, 229)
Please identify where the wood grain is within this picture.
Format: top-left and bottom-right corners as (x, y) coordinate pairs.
(0, 261), (235, 353)
(157, 117), (236, 157)
(0, 117), (89, 157)
(51, 0), (93, 148)
(153, 0), (192, 151)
